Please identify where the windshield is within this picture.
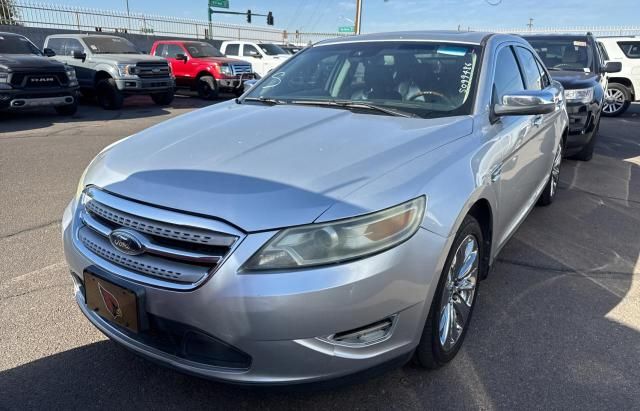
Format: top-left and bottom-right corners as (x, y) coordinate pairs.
(84, 37), (141, 54)
(524, 37), (594, 71)
(244, 41), (481, 119)
(0, 35), (42, 55)
(185, 42), (224, 58)
(259, 43), (286, 55)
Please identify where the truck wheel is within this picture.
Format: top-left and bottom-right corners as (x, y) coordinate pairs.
(571, 120), (599, 162)
(151, 89), (175, 106)
(96, 78), (124, 110)
(602, 83), (631, 117)
(197, 75), (218, 100)
(55, 101), (78, 116)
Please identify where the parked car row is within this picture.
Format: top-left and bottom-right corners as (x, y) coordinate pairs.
(1, 32), (295, 115)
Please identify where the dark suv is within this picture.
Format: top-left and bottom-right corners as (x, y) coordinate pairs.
(0, 32), (79, 116)
(523, 33), (621, 161)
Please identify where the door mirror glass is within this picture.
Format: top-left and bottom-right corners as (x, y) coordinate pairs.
(176, 53), (188, 62)
(494, 90), (556, 116)
(43, 48), (56, 57)
(603, 61), (622, 73)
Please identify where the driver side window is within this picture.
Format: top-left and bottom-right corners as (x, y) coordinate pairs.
(493, 46), (525, 103)
(243, 45), (260, 57)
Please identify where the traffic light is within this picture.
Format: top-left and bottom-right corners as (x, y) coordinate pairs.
(267, 11), (274, 26)
(247, 9), (251, 23)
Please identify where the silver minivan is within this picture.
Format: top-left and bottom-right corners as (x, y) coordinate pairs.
(63, 31), (568, 384)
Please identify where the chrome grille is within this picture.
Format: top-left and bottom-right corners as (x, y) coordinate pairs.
(135, 62), (171, 78)
(75, 187), (241, 287)
(230, 64), (252, 75)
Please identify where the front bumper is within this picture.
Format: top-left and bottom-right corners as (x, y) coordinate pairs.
(564, 100), (600, 155)
(217, 74), (257, 92)
(62, 198), (447, 384)
(0, 87), (78, 110)
(115, 77), (175, 94)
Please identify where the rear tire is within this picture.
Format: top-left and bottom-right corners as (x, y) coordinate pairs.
(197, 75), (218, 100)
(55, 101), (78, 116)
(602, 83), (631, 117)
(414, 215), (483, 369)
(96, 78), (124, 110)
(537, 139), (563, 206)
(151, 89), (175, 106)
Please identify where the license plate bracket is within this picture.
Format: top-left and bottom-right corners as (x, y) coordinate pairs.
(83, 268), (148, 333)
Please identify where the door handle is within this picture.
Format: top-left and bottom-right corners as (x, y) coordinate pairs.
(532, 115), (543, 127)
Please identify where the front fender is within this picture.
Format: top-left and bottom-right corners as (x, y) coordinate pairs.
(92, 63), (119, 81)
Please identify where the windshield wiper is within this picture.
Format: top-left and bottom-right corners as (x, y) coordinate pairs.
(241, 97), (289, 105)
(290, 99), (419, 118)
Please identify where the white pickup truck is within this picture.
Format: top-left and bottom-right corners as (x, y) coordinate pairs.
(219, 41), (290, 77)
(598, 36), (640, 116)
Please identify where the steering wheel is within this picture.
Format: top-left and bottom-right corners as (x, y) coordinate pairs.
(408, 90), (454, 106)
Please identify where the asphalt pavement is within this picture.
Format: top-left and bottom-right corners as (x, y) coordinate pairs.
(1, 97), (639, 410)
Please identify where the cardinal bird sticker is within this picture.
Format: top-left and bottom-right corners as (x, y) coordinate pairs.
(98, 282), (122, 319)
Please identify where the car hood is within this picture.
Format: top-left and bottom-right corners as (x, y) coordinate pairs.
(0, 54), (66, 70)
(91, 54), (168, 64)
(548, 70), (599, 89)
(198, 56), (251, 65)
(84, 103), (472, 232)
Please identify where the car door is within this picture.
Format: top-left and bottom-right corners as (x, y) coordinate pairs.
(162, 43), (189, 85)
(65, 38), (93, 87)
(242, 44), (265, 76)
(491, 45), (548, 249)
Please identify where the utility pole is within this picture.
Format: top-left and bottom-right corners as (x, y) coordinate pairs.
(527, 17), (534, 31)
(125, 0), (130, 16)
(355, 0), (363, 34)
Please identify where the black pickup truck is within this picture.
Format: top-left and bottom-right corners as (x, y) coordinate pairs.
(523, 33), (621, 161)
(0, 32), (79, 116)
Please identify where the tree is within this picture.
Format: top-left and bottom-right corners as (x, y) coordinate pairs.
(0, 0), (19, 25)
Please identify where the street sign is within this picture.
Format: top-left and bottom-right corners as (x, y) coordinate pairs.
(338, 26), (354, 33)
(209, 0), (229, 8)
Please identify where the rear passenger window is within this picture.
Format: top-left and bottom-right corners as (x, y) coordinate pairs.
(493, 47), (525, 102)
(225, 44), (239, 56)
(46, 38), (65, 55)
(618, 41), (640, 58)
(515, 46), (543, 90)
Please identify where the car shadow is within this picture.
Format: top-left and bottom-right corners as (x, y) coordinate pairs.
(1, 108), (639, 410)
(0, 94), (223, 134)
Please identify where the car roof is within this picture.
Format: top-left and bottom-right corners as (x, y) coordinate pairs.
(46, 34), (124, 39)
(315, 30), (495, 46)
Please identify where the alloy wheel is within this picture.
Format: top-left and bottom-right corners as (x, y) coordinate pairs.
(603, 88), (625, 114)
(438, 234), (479, 351)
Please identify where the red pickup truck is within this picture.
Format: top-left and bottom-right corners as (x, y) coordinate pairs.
(150, 40), (254, 99)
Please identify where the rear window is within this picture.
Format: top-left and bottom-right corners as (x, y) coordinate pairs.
(225, 44), (239, 56)
(618, 41), (640, 59)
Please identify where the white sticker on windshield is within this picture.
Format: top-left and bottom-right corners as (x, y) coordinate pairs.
(584, 67), (591, 73)
(437, 46), (467, 56)
(574, 41), (587, 47)
(90, 45), (98, 50)
(112, 38), (122, 42)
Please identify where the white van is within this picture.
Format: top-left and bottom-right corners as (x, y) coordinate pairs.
(598, 36), (640, 116)
(220, 41), (290, 77)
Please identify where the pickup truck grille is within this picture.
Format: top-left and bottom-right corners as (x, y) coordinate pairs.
(10, 72), (69, 88)
(230, 64), (252, 76)
(136, 62), (171, 78)
(76, 187), (241, 288)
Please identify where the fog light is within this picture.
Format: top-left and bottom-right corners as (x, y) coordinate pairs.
(328, 316), (395, 346)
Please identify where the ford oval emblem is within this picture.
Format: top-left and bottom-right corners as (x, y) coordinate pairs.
(109, 229), (145, 256)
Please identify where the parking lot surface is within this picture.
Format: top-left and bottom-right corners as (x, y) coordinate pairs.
(1, 99), (639, 410)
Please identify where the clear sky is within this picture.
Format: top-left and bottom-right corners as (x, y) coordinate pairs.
(55, 0), (640, 33)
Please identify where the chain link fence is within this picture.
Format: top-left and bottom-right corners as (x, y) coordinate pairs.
(1, 0), (347, 44)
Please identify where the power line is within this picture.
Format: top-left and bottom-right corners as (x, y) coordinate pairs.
(286, 0), (308, 30)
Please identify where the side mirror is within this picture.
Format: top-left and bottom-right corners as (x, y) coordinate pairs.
(43, 48), (56, 57)
(248, 51), (262, 58)
(603, 61), (622, 73)
(73, 50), (87, 62)
(176, 53), (188, 62)
(494, 90), (556, 116)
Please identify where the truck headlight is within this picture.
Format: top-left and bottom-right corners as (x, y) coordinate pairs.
(564, 87), (593, 103)
(116, 64), (138, 77)
(219, 64), (233, 76)
(65, 67), (78, 86)
(242, 197), (426, 271)
(0, 70), (10, 89)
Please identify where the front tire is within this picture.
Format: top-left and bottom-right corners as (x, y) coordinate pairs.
(602, 83), (631, 117)
(96, 78), (124, 110)
(571, 119), (599, 162)
(197, 75), (218, 100)
(414, 215), (482, 369)
(537, 139), (563, 206)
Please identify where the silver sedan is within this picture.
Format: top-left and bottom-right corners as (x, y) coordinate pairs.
(62, 30), (568, 384)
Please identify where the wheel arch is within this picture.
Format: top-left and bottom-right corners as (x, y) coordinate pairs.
(608, 77), (635, 98)
(466, 199), (493, 279)
(94, 70), (113, 85)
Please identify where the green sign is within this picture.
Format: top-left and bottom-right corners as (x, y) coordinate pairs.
(338, 26), (354, 33)
(209, 0), (229, 8)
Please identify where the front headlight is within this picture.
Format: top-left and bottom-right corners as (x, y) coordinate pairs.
(564, 87), (594, 103)
(219, 64), (233, 76)
(116, 63), (138, 77)
(65, 66), (78, 86)
(242, 197), (426, 271)
(0, 69), (10, 89)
